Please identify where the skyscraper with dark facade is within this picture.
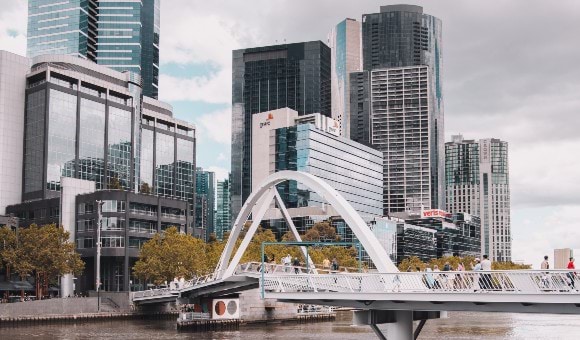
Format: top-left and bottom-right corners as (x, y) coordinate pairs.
(350, 5), (444, 214)
(27, 0), (160, 98)
(230, 41), (331, 222)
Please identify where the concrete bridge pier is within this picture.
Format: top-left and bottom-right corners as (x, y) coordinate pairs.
(353, 310), (444, 340)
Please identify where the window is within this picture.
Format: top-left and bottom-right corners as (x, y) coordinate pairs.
(101, 236), (124, 248)
(102, 200), (126, 213)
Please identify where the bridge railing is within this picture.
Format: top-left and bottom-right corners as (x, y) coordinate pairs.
(262, 270), (580, 295)
(131, 287), (179, 300)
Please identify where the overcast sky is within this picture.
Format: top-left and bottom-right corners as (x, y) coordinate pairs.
(1, 0), (579, 268)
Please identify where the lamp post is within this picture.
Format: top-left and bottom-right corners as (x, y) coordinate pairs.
(96, 200), (104, 312)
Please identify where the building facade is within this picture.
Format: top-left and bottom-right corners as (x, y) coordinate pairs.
(231, 41), (331, 223)
(195, 168), (215, 238)
(351, 66), (436, 214)
(250, 108), (383, 224)
(215, 176), (231, 241)
(350, 5), (444, 214)
(27, 0), (160, 98)
(0, 51), (29, 214)
(445, 135), (511, 261)
(328, 18), (362, 138)
(5, 54), (198, 293)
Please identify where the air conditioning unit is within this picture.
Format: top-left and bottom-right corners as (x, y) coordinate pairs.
(212, 298), (240, 320)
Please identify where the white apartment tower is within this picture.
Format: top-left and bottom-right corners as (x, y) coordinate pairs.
(445, 135), (511, 261)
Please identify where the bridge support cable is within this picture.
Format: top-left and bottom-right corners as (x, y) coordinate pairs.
(273, 189), (317, 272)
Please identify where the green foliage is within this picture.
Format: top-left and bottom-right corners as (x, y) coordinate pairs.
(397, 255), (531, 271)
(140, 182), (151, 194)
(303, 221), (340, 242)
(0, 226), (17, 270)
(133, 227), (210, 285)
(493, 261), (532, 270)
(1, 224), (84, 298)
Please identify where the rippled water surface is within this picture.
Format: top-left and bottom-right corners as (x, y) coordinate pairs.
(2, 311), (580, 339)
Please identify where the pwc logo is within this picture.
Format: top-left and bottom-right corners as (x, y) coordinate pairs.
(260, 113), (274, 128)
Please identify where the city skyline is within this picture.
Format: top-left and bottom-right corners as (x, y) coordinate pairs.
(1, 0), (579, 267)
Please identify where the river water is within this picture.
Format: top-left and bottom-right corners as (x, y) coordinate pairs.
(2, 311), (580, 339)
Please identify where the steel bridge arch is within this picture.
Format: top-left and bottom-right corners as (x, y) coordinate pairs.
(216, 171), (398, 278)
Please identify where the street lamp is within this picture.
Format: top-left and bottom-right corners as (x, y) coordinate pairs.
(96, 200), (104, 312)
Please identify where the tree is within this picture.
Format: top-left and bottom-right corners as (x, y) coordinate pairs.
(303, 221), (339, 242)
(493, 261), (531, 270)
(3, 224), (84, 299)
(133, 227), (209, 285)
(108, 176), (122, 190)
(398, 256), (427, 272)
(0, 226), (17, 271)
(140, 182), (151, 194)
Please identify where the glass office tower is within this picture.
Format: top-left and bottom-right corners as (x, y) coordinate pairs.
(445, 135), (511, 261)
(195, 168), (215, 238)
(215, 176), (231, 241)
(328, 18), (362, 138)
(27, 0), (160, 98)
(230, 41), (331, 222)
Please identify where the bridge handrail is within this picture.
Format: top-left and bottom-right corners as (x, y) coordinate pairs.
(262, 270), (580, 295)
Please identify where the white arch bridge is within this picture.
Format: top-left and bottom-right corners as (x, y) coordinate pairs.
(131, 171), (580, 339)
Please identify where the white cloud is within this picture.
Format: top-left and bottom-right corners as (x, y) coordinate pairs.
(193, 108), (232, 145)
(0, 1), (27, 55)
(512, 205), (580, 268)
(217, 153), (227, 161)
(159, 68), (231, 104)
(206, 166), (229, 181)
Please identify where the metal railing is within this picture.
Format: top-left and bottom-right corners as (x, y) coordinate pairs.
(131, 287), (179, 300)
(262, 270), (580, 295)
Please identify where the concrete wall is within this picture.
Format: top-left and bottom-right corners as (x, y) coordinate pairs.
(238, 289), (297, 321)
(0, 298), (98, 318)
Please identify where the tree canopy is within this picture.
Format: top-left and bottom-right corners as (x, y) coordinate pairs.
(397, 255), (531, 271)
(1, 224), (84, 298)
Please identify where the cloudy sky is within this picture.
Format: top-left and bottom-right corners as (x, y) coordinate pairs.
(1, 0), (579, 268)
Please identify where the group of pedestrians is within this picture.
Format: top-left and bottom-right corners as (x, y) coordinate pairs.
(540, 255), (577, 291)
(420, 261), (467, 290)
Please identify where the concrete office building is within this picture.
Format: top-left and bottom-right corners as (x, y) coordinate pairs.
(445, 135), (511, 261)
(0, 51), (30, 214)
(350, 5), (445, 214)
(5, 54), (199, 293)
(251, 108), (383, 225)
(27, 0), (160, 98)
(195, 167), (215, 238)
(231, 41), (331, 223)
(215, 175), (231, 241)
(328, 18), (362, 138)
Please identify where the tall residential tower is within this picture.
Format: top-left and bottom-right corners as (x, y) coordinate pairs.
(445, 135), (511, 261)
(350, 5), (444, 214)
(27, 0), (160, 98)
(230, 41), (331, 221)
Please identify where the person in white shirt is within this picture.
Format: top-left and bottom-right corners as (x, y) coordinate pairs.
(480, 255), (493, 289)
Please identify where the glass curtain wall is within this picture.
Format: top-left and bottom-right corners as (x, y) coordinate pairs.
(107, 106), (132, 190)
(79, 98), (105, 189)
(47, 89), (77, 192)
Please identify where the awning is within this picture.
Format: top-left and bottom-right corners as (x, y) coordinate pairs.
(10, 281), (35, 291)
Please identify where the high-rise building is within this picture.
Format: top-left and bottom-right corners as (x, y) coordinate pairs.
(445, 135), (511, 261)
(215, 176), (231, 241)
(27, 0), (160, 98)
(350, 5), (444, 214)
(251, 108), (383, 223)
(195, 167), (215, 238)
(0, 51), (29, 214)
(231, 41), (331, 222)
(328, 18), (362, 138)
(4, 53), (199, 293)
